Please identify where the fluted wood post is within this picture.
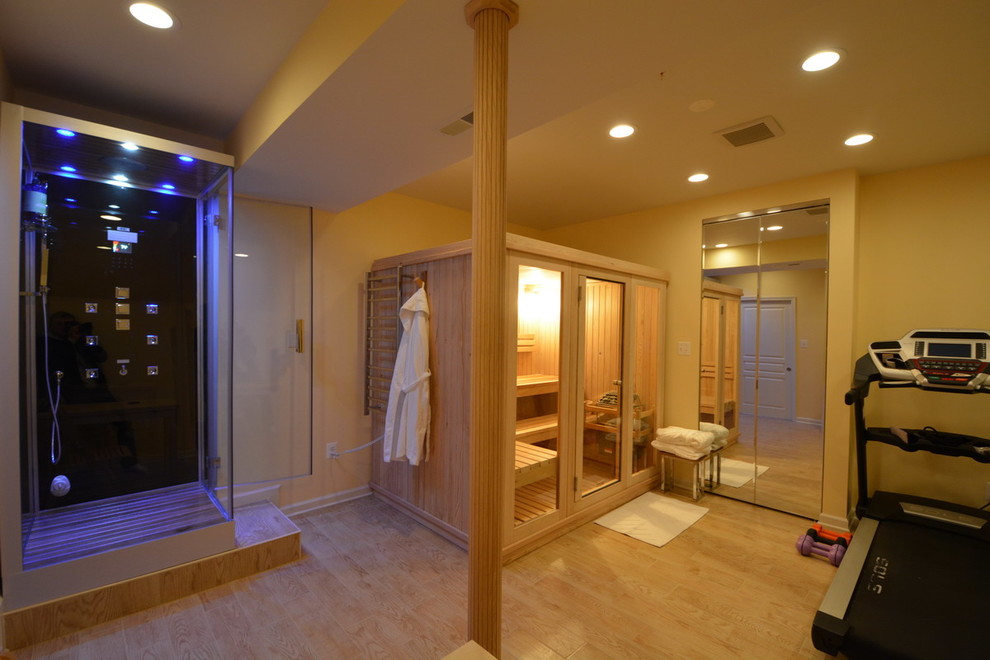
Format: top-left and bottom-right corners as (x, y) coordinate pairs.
(465, 0), (518, 656)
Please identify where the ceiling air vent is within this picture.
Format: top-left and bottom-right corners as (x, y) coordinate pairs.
(717, 116), (784, 147)
(440, 112), (474, 136)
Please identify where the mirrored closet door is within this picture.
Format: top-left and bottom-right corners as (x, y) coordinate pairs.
(701, 202), (828, 518)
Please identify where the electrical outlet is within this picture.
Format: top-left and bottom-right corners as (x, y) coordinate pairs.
(326, 442), (339, 459)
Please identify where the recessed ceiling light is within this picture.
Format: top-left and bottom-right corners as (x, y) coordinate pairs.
(178, 155), (195, 163)
(121, 142), (139, 151)
(609, 124), (635, 138)
(714, 243), (728, 249)
(844, 133), (874, 146)
(234, 253), (250, 258)
(129, 3), (176, 29)
(101, 215), (122, 222)
(689, 99), (716, 113)
(737, 211), (753, 217)
(56, 129), (76, 137)
(766, 225), (783, 231)
(112, 174), (129, 182)
(59, 165), (76, 173)
(688, 173), (709, 183)
(802, 49), (843, 72)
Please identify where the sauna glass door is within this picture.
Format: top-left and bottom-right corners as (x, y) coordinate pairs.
(512, 263), (563, 527)
(578, 275), (625, 497)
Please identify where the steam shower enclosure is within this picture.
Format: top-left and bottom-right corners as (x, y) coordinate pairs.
(0, 103), (236, 610)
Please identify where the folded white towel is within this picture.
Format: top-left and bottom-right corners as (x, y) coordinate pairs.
(654, 426), (714, 450)
(700, 422), (729, 450)
(651, 439), (710, 460)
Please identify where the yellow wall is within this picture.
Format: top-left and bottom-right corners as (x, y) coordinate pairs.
(855, 155), (990, 507)
(271, 192), (474, 510)
(266, 157), (990, 521)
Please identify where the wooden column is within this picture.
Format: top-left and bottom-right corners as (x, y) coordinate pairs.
(465, 0), (518, 656)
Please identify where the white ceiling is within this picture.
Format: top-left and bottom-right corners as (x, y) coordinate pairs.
(2, 0), (989, 230)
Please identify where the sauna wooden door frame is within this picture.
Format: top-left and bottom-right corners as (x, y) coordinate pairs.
(502, 258), (665, 542)
(503, 253), (576, 545)
(570, 268), (664, 516)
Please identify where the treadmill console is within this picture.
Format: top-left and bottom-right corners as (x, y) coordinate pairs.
(868, 329), (990, 392)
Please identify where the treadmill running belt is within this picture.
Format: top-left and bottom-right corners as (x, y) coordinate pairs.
(843, 519), (988, 659)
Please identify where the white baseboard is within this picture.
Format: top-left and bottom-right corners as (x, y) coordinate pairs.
(817, 511), (853, 533)
(233, 484), (282, 508)
(281, 485), (372, 518)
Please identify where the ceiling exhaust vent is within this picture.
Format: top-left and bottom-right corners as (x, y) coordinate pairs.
(717, 116), (784, 147)
(440, 112), (474, 136)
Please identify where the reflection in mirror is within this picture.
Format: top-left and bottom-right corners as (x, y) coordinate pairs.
(701, 202), (828, 518)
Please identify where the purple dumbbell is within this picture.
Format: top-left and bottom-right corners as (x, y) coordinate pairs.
(796, 532), (846, 566)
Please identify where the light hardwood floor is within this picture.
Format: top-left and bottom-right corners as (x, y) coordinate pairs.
(10, 493), (836, 659)
(717, 415), (825, 519)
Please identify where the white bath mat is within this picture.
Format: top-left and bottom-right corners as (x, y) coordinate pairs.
(594, 492), (707, 548)
(717, 458), (769, 488)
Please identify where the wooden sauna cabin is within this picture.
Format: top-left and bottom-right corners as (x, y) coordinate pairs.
(700, 279), (742, 445)
(365, 234), (668, 561)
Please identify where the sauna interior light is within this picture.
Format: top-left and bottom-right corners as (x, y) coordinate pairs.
(121, 142), (139, 151)
(101, 215), (122, 222)
(56, 129), (76, 137)
(129, 3), (175, 29)
(802, 49), (842, 72)
(766, 225), (783, 231)
(178, 155), (195, 163)
(714, 243), (728, 248)
(844, 133), (874, 146)
(688, 173), (709, 183)
(112, 174), (129, 182)
(60, 165), (76, 172)
(609, 124), (635, 138)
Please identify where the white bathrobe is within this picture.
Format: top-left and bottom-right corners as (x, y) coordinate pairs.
(383, 287), (431, 465)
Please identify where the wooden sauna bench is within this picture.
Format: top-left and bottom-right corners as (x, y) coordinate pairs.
(514, 373), (559, 486)
(515, 373), (559, 444)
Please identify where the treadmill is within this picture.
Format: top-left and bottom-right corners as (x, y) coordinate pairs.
(812, 329), (990, 659)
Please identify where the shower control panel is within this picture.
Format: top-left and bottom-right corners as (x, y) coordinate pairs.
(868, 329), (990, 392)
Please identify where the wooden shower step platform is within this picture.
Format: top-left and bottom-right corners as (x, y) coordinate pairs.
(2, 500), (301, 651)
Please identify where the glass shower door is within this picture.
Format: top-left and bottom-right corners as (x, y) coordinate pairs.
(578, 276), (625, 497)
(16, 118), (233, 570)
